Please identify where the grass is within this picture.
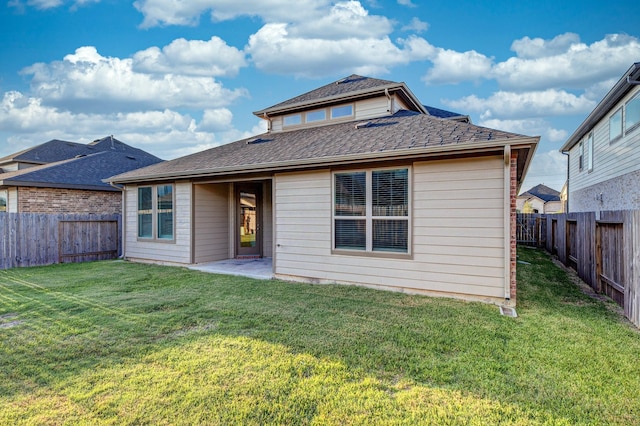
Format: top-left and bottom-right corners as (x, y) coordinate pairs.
(1, 247), (639, 425)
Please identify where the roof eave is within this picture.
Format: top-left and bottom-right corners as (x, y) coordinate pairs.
(253, 82), (427, 117)
(109, 136), (539, 185)
(560, 62), (640, 152)
(0, 180), (120, 192)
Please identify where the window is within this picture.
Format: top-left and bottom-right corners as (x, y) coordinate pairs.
(283, 114), (302, 126)
(306, 109), (326, 123)
(331, 105), (353, 119)
(0, 189), (6, 212)
(578, 141), (584, 171)
(334, 168), (409, 254)
(626, 93), (640, 134)
(138, 184), (174, 240)
(587, 132), (593, 171)
(609, 107), (622, 142)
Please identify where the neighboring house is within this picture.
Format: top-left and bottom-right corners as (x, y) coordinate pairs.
(516, 184), (563, 213)
(560, 62), (640, 212)
(0, 136), (162, 214)
(108, 75), (538, 306)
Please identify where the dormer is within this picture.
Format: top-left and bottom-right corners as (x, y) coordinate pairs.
(253, 74), (428, 133)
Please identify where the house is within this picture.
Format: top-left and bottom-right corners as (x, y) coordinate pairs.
(0, 136), (162, 214)
(516, 184), (563, 213)
(560, 62), (640, 212)
(108, 75), (538, 306)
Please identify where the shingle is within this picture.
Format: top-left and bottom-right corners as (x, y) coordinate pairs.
(110, 110), (528, 182)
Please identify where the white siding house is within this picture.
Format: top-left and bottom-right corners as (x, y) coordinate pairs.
(561, 63), (640, 212)
(109, 75), (538, 306)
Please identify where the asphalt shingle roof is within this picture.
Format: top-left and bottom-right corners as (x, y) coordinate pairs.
(519, 184), (561, 202)
(0, 136), (162, 166)
(1, 151), (163, 191)
(256, 75), (398, 114)
(110, 110), (530, 183)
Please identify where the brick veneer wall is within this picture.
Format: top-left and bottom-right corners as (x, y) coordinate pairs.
(510, 153), (518, 303)
(17, 187), (121, 214)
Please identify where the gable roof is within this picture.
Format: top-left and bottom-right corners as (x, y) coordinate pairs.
(253, 74), (427, 117)
(0, 136), (162, 167)
(518, 184), (561, 202)
(109, 109), (538, 185)
(0, 150), (163, 191)
(561, 62), (640, 152)
(423, 105), (470, 122)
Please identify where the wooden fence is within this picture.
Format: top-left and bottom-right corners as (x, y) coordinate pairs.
(0, 213), (121, 269)
(517, 211), (640, 328)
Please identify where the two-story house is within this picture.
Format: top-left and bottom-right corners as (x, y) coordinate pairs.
(108, 75), (538, 306)
(560, 62), (640, 212)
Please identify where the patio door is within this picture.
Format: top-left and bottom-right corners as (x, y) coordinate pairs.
(236, 183), (262, 257)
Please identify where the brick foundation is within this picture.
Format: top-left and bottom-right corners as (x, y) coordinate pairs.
(17, 187), (121, 214)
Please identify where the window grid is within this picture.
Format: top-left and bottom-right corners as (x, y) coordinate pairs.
(334, 168), (409, 254)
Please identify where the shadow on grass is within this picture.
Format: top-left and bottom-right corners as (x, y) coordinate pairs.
(1, 248), (639, 424)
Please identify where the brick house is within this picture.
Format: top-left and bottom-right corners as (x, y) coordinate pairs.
(0, 136), (162, 214)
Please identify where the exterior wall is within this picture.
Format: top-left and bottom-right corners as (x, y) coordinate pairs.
(193, 183), (230, 263)
(16, 187), (120, 214)
(544, 200), (563, 213)
(570, 169), (640, 212)
(124, 181), (192, 265)
(569, 85), (640, 212)
(273, 155), (509, 304)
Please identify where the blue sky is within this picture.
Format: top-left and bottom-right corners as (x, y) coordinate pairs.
(1, 0), (638, 192)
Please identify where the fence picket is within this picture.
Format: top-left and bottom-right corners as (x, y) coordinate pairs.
(0, 213), (121, 269)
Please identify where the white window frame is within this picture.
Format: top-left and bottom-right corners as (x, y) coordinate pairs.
(578, 141), (584, 171)
(332, 167), (411, 257)
(587, 132), (594, 172)
(609, 107), (623, 142)
(625, 92), (640, 135)
(137, 184), (175, 242)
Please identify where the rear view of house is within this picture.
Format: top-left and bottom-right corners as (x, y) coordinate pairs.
(561, 62), (640, 212)
(109, 75), (538, 306)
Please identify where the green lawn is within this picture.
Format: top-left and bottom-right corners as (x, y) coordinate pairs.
(1, 248), (639, 425)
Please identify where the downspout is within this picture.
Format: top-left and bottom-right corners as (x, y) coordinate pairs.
(263, 112), (271, 132)
(109, 181), (126, 259)
(384, 88), (392, 113)
(503, 145), (512, 301)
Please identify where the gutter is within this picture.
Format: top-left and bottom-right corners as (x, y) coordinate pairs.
(109, 136), (539, 185)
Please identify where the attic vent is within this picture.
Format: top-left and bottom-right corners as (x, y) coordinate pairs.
(74, 154), (86, 158)
(126, 155), (136, 160)
(336, 77), (349, 85)
(246, 137), (269, 145)
(66, 143), (75, 146)
(355, 121), (372, 129)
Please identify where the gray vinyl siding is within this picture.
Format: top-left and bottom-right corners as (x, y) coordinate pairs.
(273, 156), (507, 301)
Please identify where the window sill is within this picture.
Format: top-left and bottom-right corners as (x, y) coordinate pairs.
(137, 237), (176, 244)
(331, 249), (412, 260)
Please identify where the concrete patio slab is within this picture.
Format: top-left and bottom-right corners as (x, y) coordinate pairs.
(188, 258), (273, 280)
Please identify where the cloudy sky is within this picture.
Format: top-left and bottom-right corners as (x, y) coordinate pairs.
(1, 0), (638, 192)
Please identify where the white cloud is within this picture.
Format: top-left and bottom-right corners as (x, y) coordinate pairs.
(422, 48), (493, 85)
(520, 149), (567, 193)
(246, 24), (431, 77)
(444, 89), (596, 119)
(8, 0), (98, 10)
(132, 36), (246, 77)
(290, 1), (392, 39)
(397, 0), (416, 7)
(401, 17), (428, 33)
(493, 33), (640, 90)
(22, 46), (247, 112)
(0, 91), (258, 160)
(479, 117), (567, 142)
(133, 0), (332, 28)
